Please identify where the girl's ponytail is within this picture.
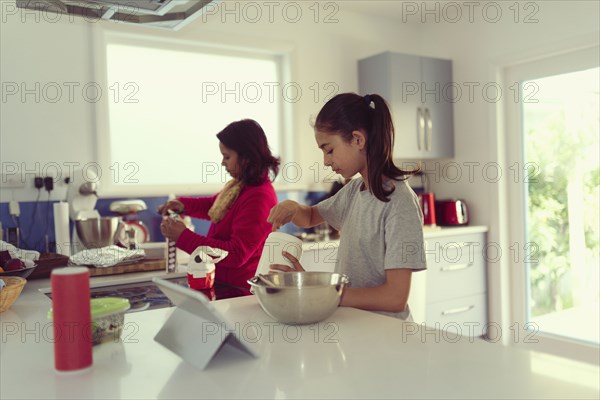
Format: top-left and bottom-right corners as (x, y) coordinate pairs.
(315, 92), (418, 202)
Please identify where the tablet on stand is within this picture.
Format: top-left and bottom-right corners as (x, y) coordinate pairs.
(152, 277), (258, 370)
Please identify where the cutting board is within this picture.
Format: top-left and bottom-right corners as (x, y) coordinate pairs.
(88, 258), (166, 276)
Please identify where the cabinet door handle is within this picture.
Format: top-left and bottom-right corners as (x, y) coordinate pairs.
(440, 263), (473, 272)
(424, 108), (432, 151)
(417, 107), (425, 151)
(441, 305), (475, 316)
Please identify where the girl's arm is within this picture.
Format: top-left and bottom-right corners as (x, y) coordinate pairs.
(271, 253), (413, 314)
(340, 269), (412, 313)
(267, 200), (324, 231)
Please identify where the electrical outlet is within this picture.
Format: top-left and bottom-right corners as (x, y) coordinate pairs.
(0, 174), (25, 189)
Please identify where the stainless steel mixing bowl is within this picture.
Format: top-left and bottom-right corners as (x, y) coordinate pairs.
(248, 272), (350, 325)
(75, 217), (122, 249)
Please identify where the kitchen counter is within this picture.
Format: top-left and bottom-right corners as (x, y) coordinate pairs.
(1, 271), (598, 399)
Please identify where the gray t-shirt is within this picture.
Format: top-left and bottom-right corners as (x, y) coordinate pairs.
(316, 177), (426, 319)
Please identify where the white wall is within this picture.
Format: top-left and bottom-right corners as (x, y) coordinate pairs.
(0, 1), (421, 202)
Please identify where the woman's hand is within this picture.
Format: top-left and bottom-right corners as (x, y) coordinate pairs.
(269, 251), (305, 272)
(267, 200), (299, 231)
(160, 216), (187, 242)
(157, 199), (184, 216)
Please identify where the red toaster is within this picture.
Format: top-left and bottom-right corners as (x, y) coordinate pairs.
(435, 199), (469, 226)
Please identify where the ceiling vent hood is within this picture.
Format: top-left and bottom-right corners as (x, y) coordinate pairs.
(16, 0), (218, 30)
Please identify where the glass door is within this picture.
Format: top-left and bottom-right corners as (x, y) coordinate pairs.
(522, 68), (599, 344)
(505, 46), (599, 361)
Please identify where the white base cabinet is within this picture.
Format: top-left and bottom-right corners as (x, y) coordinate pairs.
(422, 231), (488, 337)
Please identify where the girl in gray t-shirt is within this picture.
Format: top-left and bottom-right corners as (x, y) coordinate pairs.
(267, 92), (426, 320)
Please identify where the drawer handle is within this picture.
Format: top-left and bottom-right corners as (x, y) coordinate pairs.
(441, 305), (475, 316)
(440, 263), (473, 272)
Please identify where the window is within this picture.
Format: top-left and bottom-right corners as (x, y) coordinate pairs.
(96, 32), (286, 196)
(505, 46), (599, 363)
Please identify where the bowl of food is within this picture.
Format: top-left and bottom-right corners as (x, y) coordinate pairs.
(0, 276), (27, 313)
(248, 272), (350, 325)
(0, 251), (37, 279)
(48, 297), (130, 345)
(75, 217), (122, 249)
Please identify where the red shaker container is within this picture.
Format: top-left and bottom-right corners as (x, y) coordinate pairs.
(50, 267), (93, 372)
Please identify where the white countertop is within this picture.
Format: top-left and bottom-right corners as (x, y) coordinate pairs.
(1, 272), (598, 400)
(301, 225), (488, 251)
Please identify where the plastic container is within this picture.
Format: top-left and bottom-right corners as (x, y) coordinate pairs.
(48, 297), (130, 346)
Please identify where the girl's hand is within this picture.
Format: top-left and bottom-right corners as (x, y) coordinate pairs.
(158, 199), (184, 216)
(160, 216), (187, 242)
(267, 200), (298, 231)
(269, 251), (305, 272)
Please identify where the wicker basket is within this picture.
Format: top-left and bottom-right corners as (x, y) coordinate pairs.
(0, 276), (27, 313)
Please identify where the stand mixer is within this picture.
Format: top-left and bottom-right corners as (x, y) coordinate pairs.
(66, 169), (120, 253)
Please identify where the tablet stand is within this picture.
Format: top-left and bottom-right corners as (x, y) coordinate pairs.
(152, 278), (257, 370)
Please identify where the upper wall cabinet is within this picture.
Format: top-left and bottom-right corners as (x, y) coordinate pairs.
(359, 52), (454, 160)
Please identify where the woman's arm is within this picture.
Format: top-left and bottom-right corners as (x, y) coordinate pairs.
(173, 190), (274, 268)
(178, 195), (218, 220)
(267, 200), (324, 231)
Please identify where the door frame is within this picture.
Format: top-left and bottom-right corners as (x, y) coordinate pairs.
(502, 45), (599, 364)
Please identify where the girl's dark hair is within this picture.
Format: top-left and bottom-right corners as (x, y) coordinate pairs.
(217, 119), (280, 185)
(314, 93), (418, 202)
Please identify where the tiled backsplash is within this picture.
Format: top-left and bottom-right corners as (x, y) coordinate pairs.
(0, 190), (326, 253)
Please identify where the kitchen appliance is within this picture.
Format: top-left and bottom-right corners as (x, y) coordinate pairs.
(110, 200), (150, 249)
(417, 192), (437, 226)
(435, 199), (469, 226)
(66, 169), (121, 252)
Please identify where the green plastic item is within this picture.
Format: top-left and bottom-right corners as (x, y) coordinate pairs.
(48, 297), (130, 319)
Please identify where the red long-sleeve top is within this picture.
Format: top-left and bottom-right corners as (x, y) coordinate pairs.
(175, 179), (277, 289)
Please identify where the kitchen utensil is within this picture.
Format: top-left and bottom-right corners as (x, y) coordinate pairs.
(248, 271), (350, 324)
(435, 199), (469, 226)
(0, 276), (26, 313)
(417, 192), (437, 226)
(75, 217), (123, 249)
(255, 273), (277, 288)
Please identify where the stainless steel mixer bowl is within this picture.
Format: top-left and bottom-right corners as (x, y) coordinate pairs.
(248, 272), (350, 325)
(75, 217), (122, 249)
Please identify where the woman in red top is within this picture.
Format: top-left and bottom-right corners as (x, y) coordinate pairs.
(159, 119), (280, 289)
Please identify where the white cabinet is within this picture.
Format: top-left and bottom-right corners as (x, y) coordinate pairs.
(300, 241), (338, 273)
(423, 231), (488, 337)
(358, 52), (454, 159)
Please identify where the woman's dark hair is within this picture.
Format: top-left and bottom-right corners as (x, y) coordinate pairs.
(314, 93), (418, 202)
(217, 119), (280, 185)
